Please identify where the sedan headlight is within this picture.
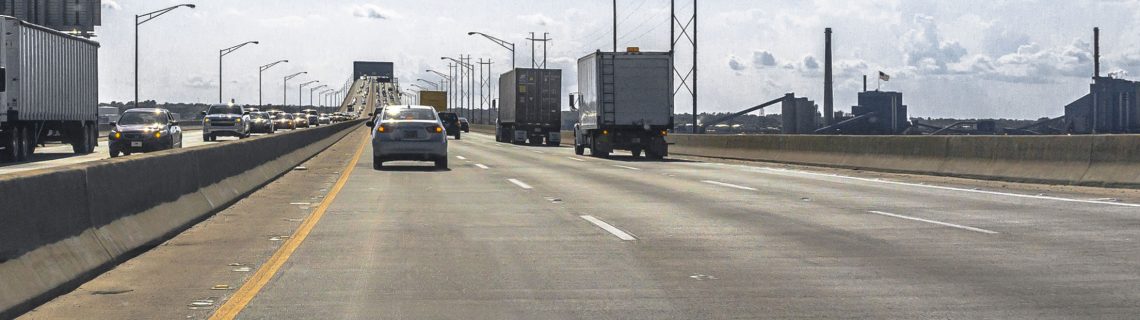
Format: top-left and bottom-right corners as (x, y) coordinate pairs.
(235, 118), (242, 123)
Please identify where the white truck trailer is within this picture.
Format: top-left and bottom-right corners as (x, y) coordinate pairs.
(0, 16), (99, 162)
(571, 50), (673, 158)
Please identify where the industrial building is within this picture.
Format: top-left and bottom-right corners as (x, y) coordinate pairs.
(0, 0), (101, 37)
(1063, 27), (1140, 134)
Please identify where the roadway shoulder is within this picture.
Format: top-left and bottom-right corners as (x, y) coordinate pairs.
(18, 127), (369, 320)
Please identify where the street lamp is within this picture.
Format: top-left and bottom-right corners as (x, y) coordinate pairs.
(258, 60), (288, 106)
(442, 56), (474, 118)
(135, 3), (195, 108)
(416, 79), (440, 90)
(299, 80), (319, 106)
(309, 85), (328, 106)
(319, 89), (333, 107)
(219, 40), (259, 103)
(283, 72), (306, 107)
(468, 31), (516, 69)
(410, 83), (430, 91)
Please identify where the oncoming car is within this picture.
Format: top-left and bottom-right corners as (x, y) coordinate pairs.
(368, 105), (448, 170)
(201, 104), (251, 141)
(109, 108), (182, 157)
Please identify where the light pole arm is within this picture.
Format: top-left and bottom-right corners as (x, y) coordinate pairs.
(221, 41), (259, 57)
(137, 4), (195, 25)
(469, 32), (515, 51)
(260, 60), (289, 72)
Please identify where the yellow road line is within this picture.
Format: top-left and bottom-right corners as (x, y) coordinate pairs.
(210, 132), (369, 320)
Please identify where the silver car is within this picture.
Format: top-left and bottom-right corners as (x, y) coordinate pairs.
(369, 105), (448, 170)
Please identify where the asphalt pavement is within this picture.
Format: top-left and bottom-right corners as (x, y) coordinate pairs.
(22, 129), (1140, 319)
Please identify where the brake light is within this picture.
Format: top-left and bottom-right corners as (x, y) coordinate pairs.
(660, 130), (668, 136)
(431, 125), (443, 133)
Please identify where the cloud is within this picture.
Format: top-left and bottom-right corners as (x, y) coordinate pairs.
(948, 39), (1094, 83)
(101, 0), (120, 10)
(900, 14), (967, 73)
(182, 76), (216, 90)
(753, 51), (777, 67)
(728, 55), (747, 72)
(517, 13), (555, 26)
(352, 4), (400, 20)
(802, 56), (820, 70)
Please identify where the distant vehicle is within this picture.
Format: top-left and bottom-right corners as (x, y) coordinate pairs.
(273, 113), (296, 130)
(317, 113), (332, 125)
(498, 68), (562, 146)
(368, 105), (448, 170)
(109, 108), (183, 158)
(571, 50), (672, 159)
(458, 117), (470, 133)
(0, 16), (100, 162)
(201, 104), (251, 141)
(302, 109), (320, 127)
(249, 112), (276, 134)
(420, 90), (448, 112)
(437, 112), (461, 140)
(292, 113), (310, 128)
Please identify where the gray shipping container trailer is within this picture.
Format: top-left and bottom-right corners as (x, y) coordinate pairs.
(572, 51), (672, 158)
(497, 68), (562, 145)
(0, 16), (100, 162)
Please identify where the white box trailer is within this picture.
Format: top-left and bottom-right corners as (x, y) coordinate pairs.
(0, 15), (99, 162)
(571, 50), (673, 158)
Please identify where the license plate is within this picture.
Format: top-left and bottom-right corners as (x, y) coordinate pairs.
(403, 131), (418, 139)
(130, 141), (142, 147)
(631, 138), (641, 143)
(534, 128), (541, 132)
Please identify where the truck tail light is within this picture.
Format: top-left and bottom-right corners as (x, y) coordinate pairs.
(660, 130), (668, 136)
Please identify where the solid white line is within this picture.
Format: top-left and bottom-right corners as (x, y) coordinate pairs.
(456, 156), (467, 160)
(567, 157), (586, 162)
(869, 210), (999, 234)
(761, 167), (1140, 208)
(612, 165), (642, 171)
(701, 180), (758, 191)
(507, 178), (533, 189)
(580, 215), (637, 241)
(532, 150), (545, 154)
(475, 163), (489, 169)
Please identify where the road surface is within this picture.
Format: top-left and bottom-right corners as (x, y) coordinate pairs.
(22, 128), (1140, 319)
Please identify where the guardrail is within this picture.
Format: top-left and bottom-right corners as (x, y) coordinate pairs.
(0, 119), (365, 318)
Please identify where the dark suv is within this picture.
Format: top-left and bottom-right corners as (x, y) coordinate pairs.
(437, 112), (461, 140)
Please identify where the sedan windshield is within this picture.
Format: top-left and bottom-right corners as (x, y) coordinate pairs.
(383, 108), (437, 121)
(251, 112), (270, 119)
(207, 106), (242, 115)
(118, 112), (168, 125)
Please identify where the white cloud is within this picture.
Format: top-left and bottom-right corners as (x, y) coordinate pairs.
(352, 4), (400, 20)
(900, 14), (967, 73)
(803, 56), (820, 70)
(101, 0), (120, 10)
(182, 76), (216, 90)
(517, 13), (555, 27)
(753, 51), (777, 67)
(728, 55), (747, 72)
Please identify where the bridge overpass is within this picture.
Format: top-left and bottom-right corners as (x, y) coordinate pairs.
(4, 92), (1140, 318)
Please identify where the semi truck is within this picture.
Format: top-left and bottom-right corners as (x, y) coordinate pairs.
(0, 16), (100, 162)
(570, 50), (672, 159)
(497, 68), (561, 145)
(419, 90), (447, 112)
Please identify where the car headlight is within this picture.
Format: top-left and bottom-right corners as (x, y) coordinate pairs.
(235, 118), (242, 123)
(204, 118), (211, 123)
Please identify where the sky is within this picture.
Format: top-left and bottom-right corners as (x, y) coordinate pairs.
(97, 0), (1140, 119)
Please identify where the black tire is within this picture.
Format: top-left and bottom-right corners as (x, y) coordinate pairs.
(645, 150), (664, 160)
(87, 124), (98, 152)
(454, 132), (461, 140)
(435, 156), (448, 170)
(15, 125), (29, 162)
(109, 145), (119, 158)
(631, 148), (643, 158)
(72, 123), (92, 154)
(574, 144), (585, 155)
(2, 127), (17, 162)
(590, 138), (609, 158)
(373, 157), (383, 170)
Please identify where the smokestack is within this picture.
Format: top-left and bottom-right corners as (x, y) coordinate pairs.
(863, 75), (867, 92)
(1094, 27), (1101, 78)
(824, 28), (834, 126)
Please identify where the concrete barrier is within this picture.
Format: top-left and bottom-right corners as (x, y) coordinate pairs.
(669, 133), (1140, 188)
(0, 120), (363, 318)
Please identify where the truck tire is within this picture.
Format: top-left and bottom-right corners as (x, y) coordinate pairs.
(72, 123), (92, 154)
(590, 138), (609, 158)
(454, 132), (461, 140)
(631, 148), (643, 158)
(15, 125), (30, 162)
(645, 149), (665, 160)
(87, 124), (98, 152)
(574, 144), (585, 155)
(1, 127), (16, 162)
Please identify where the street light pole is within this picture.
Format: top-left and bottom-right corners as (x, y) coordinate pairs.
(283, 72), (306, 107)
(310, 85), (328, 106)
(468, 32), (516, 69)
(416, 79), (439, 90)
(135, 4), (195, 108)
(258, 60), (288, 106)
(219, 40), (259, 103)
(299, 80), (319, 106)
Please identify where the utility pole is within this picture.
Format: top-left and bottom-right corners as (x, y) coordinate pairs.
(526, 32), (552, 69)
(478, 59), (493, 124)
(672, 0), (698, 133)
